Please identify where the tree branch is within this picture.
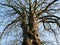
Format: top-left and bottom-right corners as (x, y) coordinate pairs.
(37, 15), (60, 27)
(29, 0), (32, 14)
(33, 0), (37, 13)
(0, 3), (22, 15)
(36, 0), (58, 17)
(38, 15), (60, 19)
(0, 16), (20, 38)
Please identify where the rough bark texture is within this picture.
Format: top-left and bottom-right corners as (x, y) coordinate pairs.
(21, 17), (41, 45)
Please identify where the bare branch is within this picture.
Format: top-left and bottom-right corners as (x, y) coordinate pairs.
(36, 0), (45, 10)
(36, 0), (58, 17)
(0, 3), (22, 15)
(37, 15), (60, 27)
(0, 16), (21, 38)
(38, 15), (60, 19)
(33, 0), (37, 13)
(29, 0), (32, 14)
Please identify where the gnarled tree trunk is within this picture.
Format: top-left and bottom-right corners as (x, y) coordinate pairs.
(21, 16), (41, 45)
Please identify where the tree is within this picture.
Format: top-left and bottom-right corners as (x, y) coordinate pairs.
(0, 0), (60, 45)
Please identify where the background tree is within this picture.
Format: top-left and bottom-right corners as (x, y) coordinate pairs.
(0, 0), (60, 45)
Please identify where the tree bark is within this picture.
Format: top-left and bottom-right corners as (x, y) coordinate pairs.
(21, 17), (41, 45)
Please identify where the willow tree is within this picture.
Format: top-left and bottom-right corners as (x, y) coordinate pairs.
(0, 0), (60, 45)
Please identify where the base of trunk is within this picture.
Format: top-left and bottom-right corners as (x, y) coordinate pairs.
(22, 38), (41, 45)
(22, 30), (41, 45)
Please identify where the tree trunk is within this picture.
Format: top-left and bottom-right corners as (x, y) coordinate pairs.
(21, 17), (41, 45)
